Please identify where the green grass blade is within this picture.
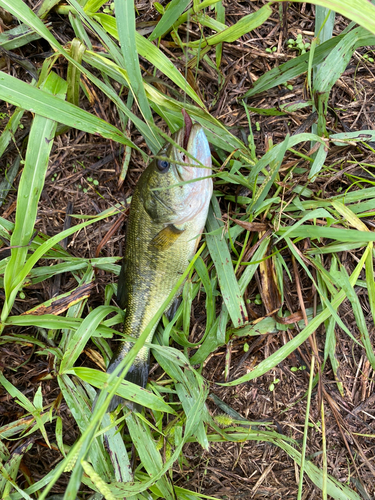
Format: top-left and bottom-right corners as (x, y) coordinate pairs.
(1, 206), (120, 324)
(0, 156), (21, 209)
(126, 414), (175, 500)
(0, 107), (24, 158)
(331, 266), (375, 370)
(73, 367), (175, 413)
(194, 256), (215, 335)
(297, 356), (315, 500)
(206, 197), (248, 327)
(0, 23), (41, 50)
(57, 374), (112, 480)
(308, 142), (328, 180)
(186, 4), (272, 48)
(149, 0), (190, 41)
(59, 305), (119, 372)
(278, 225), (375, 243)
(114, 0), (153, 125)
(220, 244), (370, 386)
(244, 31), (375, 98)
(0, 71), (134, 147)
(251, 135), (289, 212)
(3, 71), (64, 305)
(365, 243), (375, 328)
(94, 13), (205, 108)
(330, 129), (375, 145)
(289, 0), (375, 35)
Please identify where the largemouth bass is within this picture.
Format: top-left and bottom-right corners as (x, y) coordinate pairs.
(106, 113), (212, 411)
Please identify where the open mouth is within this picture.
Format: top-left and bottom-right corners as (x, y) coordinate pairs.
(182, 109), (193, 151)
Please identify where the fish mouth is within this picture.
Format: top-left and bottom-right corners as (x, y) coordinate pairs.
(172, 111), (211, 182)
(182, 109), (193, 151)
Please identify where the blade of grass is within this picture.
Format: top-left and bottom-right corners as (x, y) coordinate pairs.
(94, 13), (205, 108)
(206, 196), (248, 327)
(220, 244), (370, 386)
(0, 71), (136, 148)
(73, 367), (175, 413)
(149, 0), (191, 41)
(297, 355), (315, 500)
(0, 206), (120, 324)
(3, 71), (64, 311)
(331, 265), (375, 370)
(114, 0), (153, 127)
(186, 4), (272, 48)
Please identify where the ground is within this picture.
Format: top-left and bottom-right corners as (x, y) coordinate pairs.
(0, 0), (375, 499)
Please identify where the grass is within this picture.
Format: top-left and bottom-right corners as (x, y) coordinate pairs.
(0, 0), (375, 498)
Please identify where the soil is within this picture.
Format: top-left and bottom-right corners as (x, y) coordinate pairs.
(1, 1), (375, 498)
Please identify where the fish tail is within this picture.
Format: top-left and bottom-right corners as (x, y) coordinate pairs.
(106, 348), (150, 412)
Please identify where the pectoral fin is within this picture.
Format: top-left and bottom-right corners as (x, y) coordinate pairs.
(149, 224), (184, 250)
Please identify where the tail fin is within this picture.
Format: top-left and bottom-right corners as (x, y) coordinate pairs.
(106, 349), (150, 412)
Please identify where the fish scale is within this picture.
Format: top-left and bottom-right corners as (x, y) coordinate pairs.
(106, 118), (212, 411)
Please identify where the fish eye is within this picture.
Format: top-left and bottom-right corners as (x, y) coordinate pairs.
(157, 159), (170, 173)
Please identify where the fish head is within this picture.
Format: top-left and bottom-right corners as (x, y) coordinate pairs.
(140, 115), (213, 225)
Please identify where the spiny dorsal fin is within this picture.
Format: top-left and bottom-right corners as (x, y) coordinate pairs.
(149, 224), (184, 251)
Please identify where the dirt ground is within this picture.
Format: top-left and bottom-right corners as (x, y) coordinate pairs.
(1, 1), (375, 498)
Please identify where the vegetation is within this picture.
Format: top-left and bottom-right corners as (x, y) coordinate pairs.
(0, 0), (375, 498)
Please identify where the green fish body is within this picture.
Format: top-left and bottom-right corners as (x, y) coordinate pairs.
(107, 121), (212, 410)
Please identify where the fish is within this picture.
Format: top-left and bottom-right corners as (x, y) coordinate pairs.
(106, 112), (213, 411)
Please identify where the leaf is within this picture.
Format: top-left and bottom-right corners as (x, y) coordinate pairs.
(149, 0), (191, 41)
(331, 266), (375, 370)
(94, 13), (205, 108)
(220, 244), (370, 386)
(59, 306), (118, 372)
(330, 129), (375, 145)
(0, 71), (134, 147)
(277, 225), (375, 243)
(114, 0), (153, 126)
(3, 71), (64, 313)
(205, 197), (248, 327)
(187, 4), (272, 47)
(73, 367), (175, 414)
